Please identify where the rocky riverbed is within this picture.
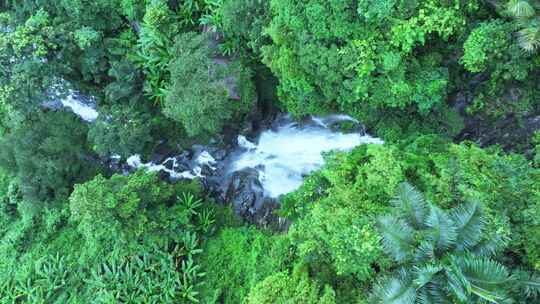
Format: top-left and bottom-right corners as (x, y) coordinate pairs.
(56, 90), (383, 228)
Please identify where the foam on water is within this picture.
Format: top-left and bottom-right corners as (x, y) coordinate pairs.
(230, 115), (383, 197)
(60, 91), (99, 122)
(126, 149), (218, 180)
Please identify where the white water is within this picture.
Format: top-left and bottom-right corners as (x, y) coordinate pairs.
(126, 150), (217, 180)
(113, 114), (382, 199)
(230, 116), (383, 197)
(61, 91), (99, 122)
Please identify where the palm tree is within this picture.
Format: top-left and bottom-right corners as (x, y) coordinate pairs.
(371, 182), (539, 304)
(506, 0), (540, 52)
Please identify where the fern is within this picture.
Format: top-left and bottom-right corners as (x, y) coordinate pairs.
(414, 241), (436, 263)
(374, 183), (520, 304)
(508, 0), (536, 18)
(453, 255), (511, 303)
(445, 261), (471, 303)
(518, 23), (540, 52)
(506, 0), (540, 52)
(417, 280), (448, 304)
(413, 264), (443, 289)
(471, 235), (506, 257)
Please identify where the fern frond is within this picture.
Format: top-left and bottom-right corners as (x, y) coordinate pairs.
(445, 261), (471, 303)
(518, 24), (540, 52)
(417, 280), (448, 304)
(425, 206), (457, 253)
(451, 201), (485, 251)
(391, 182), (428, 229)
(415, 241), (436, 263)
(378, 215), (416, 262)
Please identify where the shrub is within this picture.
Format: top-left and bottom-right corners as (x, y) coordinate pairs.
(245, 266), (337, 304)
(199, 227), (293, 303)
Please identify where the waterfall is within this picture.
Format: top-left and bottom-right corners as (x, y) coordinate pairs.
(227, 115), (383, 197)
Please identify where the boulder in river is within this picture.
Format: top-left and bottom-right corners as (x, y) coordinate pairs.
(225, 168), (281, 227)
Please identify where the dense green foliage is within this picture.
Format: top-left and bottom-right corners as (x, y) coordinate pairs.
(245, 267), (337, 304)
(279, 138), (540, 302)
(506, 0), (540, 52)
(0, 110), (99, 202)
(0, 171), (210, 303)
(88, 104), (154, 158)
(165, 32), (255, 137)
(0, 0), (539, 303)
(199, 227), (293, 303)
(263, 1), (470, 115)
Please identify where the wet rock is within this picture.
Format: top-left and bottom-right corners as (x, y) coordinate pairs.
(451, 91), (473, 115)
(225, 168), (280, 227)
(41, 99), (64, 110)
(211, 148), (228, 161)
(163, 156), (190, 172)
(202, 177), (226, 202)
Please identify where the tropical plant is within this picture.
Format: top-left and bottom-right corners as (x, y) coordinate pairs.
(372, 182), (524, 303)
(87, 249), (205, 303)
(262, 0), (473, 117)
(133, 0), (178, 104)
(245, 266), (337, 304)
(199, 227), (292, 303)
(1, 253), (76, 303)
(216, 0), (270, 55)
(506, 0), (540, 52)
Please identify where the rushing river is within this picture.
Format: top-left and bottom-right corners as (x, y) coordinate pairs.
(228, 115), (383, 197)
(60, 94), (383, 199)
(60, 91), (99, 122)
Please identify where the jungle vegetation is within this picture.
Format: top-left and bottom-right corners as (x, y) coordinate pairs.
(0, 0), (539, 303)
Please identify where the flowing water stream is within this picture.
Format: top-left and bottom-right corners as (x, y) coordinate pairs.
(227, 115), (383, 197)
(59, 94), (383, 199)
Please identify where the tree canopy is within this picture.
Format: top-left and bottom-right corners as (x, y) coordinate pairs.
(0, 0), (539, 303)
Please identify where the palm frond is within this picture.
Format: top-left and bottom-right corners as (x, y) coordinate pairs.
(507, 0), (536, 18)
(453, 255), (511, 303)
(518, 25), (540, 52)
(510, 269), (540, 299)
(415, 241), (436, 263)
(371, 269), (417, 304)
(391, 182), (428, 229)
(451, 201), (485, 251)
(425, 206), (457, 253)
(413, 264), (443, 289)
(417, 280), (449, 304)
(470, 235), (506, 257)
(378, 215), (416, 262)
(445, 261), (471, 303)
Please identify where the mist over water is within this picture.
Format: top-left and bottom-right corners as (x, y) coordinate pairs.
(228, 115), (383, 197)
